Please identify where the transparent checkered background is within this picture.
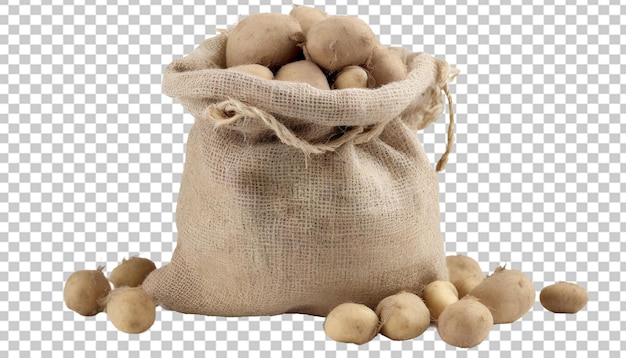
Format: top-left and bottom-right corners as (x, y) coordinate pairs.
(1, 0), (624, 357)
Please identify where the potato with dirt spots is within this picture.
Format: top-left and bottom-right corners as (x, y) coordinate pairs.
(305, 16), (378, 72)
(64, 266), (111, 316)
(467, 266), (536, 324)
(540, 281), (588, 314)
(324, 302), (380, 345)
(226, 13), (304, 69)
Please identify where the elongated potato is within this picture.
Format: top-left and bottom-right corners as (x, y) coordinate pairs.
(305, 16), (377, 71)
(437, 297), (493, 348)
(324, 302), (380, 345)
(226, 13), (304, 69)
(422, 280), (459, 320)
(446, 255), (485, 298)
(289, 5), (328, 36)
(275, 60), (330, 90)
(375, 292), (430, 341)
(467, 266), (536, 324)
(540, 282), (588, 314)
(365, 46), (407, 86)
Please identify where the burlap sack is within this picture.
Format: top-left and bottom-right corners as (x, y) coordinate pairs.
(142, 32), (458, 317)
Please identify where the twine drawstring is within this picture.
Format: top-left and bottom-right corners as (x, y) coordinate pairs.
(435, 67), (460, 172)
(207, 98), (389, 156)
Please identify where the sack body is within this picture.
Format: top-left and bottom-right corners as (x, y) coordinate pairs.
(143, 33), (457, 317)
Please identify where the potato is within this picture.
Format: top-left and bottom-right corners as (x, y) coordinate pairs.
(540, 281), (588, 314)
(332, 66), (373, 89)
(305, 16), (377, 71)
(109, 257), (157, 289)
(446, 255), (485, 298)
(437, 297), (493, 348)
(228, 64), (274, 80)
(275, 60), (330, 90)
(375, 292), (430, 341)
(105, 287), (156, 334)
(422, 280), (459, 320)
(63, 266), (111, 316)
(365, 46), (408, 86)
(226, 13), (304, 69)
(324, 302), (380, 344)
(289, 5), (328, 36)
(466, 266), (536, 324)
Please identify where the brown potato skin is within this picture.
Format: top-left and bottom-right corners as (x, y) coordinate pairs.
(324, 302), (379, 345)
(437, 297), (493, 348)
(228, 64), (274, 80)
(365, 46), (407, 86)
(446, 255), (485, 298)
(540, 282), (588, 314)
(467, 267), (536, 324)
(422, 280), (459, 320)
(226, 13), (304, 69)
(106, 287), (156, 334)
(275, 60), (330, 90)
(64, 268), (111, 316)
(305, 16), (377, 71)
(375, 292), (430, 341)
(289, 5), (327, 36)
(109, 257), (157, 289)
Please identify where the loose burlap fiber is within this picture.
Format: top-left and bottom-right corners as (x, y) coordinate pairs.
(142, 33), (458, 317)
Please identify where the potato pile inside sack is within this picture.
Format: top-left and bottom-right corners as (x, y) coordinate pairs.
(64, 5), (588, 347)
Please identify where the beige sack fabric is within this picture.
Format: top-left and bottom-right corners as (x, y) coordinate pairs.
(142, 33), (458, 317)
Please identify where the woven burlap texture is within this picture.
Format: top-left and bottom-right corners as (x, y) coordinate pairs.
(142, 32), (457, 317)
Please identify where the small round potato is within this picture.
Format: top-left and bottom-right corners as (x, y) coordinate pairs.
(332, 66), (372, 89)
(324, 302), (380, 345)
(437, 297), (493, 348)
(109, 257), (157, 289)
(64, 266), (111, 316)
(540, 281), (588, 314)
(375, 292), (430, 341)
(105, 287), (156, 334)
(422, 280), (459, 320)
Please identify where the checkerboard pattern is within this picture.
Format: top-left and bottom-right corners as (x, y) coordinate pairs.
(1, 0), (624, 356)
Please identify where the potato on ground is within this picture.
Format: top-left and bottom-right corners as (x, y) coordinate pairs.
(437, 297), (493, 348)
(275, 60), (330, 90)
(422, 280), (459, 320)
(540, 281), (588, 314)
(324, 302), (380, 344)
(467, 266), (536, 324)
(289, 5), (327, 36)
(305, 16), (378, 71)
(375, 291), (430, 341)
(446, 255), (485, 298)
(64, 266), (111, 316)
(226, 13), (304, 69)
(365, 46), (407, 86)
(105, 287), (156, 334)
